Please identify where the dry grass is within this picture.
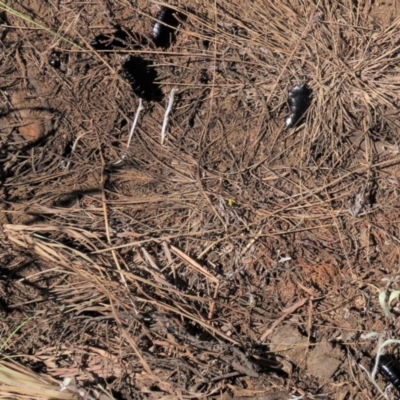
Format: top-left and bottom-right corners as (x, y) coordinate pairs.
(2, 0), (400, 399)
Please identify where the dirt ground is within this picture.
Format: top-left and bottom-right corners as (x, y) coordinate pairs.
(2, 0), (400, 399)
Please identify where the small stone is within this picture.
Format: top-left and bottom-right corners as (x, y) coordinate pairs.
(11, 91), (46, 141)
(306, 337), (343, 380)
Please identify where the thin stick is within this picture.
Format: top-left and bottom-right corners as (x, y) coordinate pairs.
(260, 297), (308, 341)
(170, 245), (219, 320)
(161, 87), (178, 145)
(114, 98), (144, 165)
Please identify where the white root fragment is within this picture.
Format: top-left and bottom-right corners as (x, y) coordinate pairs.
(114, 98), (144, 165)
(161, 87), (178, 145)
(61, 131), (89, 170)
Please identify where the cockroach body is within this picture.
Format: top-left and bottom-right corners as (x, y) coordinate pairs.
(122, 56), (161, 101)
(152, 7), (179, 48)
(377, 354), (400, 390)
(285, 83), (311, 128)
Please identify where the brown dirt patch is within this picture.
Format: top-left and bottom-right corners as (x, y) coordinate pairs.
(2, 0), (400, 399)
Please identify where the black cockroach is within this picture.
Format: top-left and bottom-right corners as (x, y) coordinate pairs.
(152, 6), (180, 49)
(376, 354), (400, 390)
(285, 83), (311, 128)
(122, 55), (162, 101)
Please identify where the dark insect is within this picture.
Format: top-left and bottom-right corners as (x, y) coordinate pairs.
(285, 83), (311, 128)
(49, 51), (68, 70)
(90, 29), (130, 51)
(377, 354), (400, 390)
(122, 55), (162, 101)
(0, 11), (9, 41)
(152, 7), (180, 49)
(49, 51), (61, 68)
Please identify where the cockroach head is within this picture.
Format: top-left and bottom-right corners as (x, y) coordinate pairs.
(288, 83), (311, 98)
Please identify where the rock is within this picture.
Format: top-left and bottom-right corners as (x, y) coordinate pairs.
(269, 324), (308, 366)
(306, 337), (343, 380)
(11, 91), (46, 141)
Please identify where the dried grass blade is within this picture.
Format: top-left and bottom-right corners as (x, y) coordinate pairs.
(170, 245), (218, 283)
(0, 360), (76, 399)
(170, 245), (220, 319)
(260, 297), (308, 341)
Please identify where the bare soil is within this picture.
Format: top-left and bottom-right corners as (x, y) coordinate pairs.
(2, 0), (400, 399)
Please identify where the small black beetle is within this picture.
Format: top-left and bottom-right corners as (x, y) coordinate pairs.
(285, 83), (311, 128)
(49, 51), (61, 68)
(122, 56), (162, 101)
(377, 354), (400, 390)
(152, 7), (180, 49)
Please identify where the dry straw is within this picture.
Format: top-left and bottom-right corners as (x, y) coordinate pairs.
(0, 359), (77, 399)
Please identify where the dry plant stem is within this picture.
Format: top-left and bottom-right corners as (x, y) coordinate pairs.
(139, 247), (175, 288)
(139, 296), (239, 345)
(114, 98), (144, 165)
(241, 227), (264, 255)
(110, 301), (156, 379)
(162, 241), (176, 280)
(161, 87), (178, 145)
(260, 297), (308, 341)
(170, 245), (219, 320)
(92, 229), (217, 253)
